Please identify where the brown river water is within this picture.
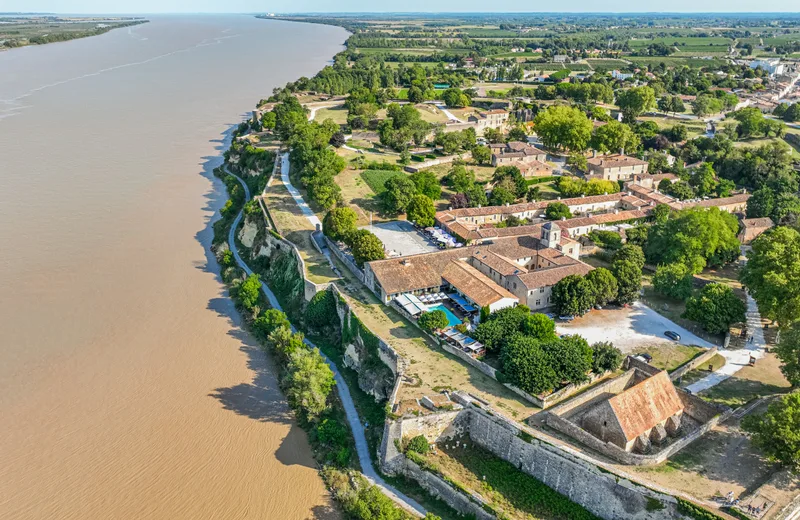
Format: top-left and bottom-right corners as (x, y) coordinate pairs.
(0, 15), (346, 519)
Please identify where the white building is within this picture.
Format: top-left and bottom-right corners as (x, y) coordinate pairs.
(750, 59), (784, 77)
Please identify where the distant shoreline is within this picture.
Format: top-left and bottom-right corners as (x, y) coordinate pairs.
(0, 18), (148, 51)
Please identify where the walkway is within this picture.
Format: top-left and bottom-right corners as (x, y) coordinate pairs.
(224, 168), (426, 518)
(433, 102), (464, 123)
(279, 152), (322, 230)
(686, 290), (766, 394)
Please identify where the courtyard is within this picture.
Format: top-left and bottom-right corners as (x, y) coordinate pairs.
(361, 220), (441, 257)
(556, 302), (715, 353)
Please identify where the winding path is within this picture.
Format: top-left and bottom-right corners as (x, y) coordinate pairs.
(224, 168), (426, 518)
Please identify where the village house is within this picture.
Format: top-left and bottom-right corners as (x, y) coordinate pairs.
(586, 153), (649, 181)
(739, 217), (774, 244)
(364, 230), (592, 312)
(490, 141), (548, 167)
(467, 109), (509, 133)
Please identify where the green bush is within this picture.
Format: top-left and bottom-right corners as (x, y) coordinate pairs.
(406, 435), (430, 455)
(677, 498), (726, 520)
(306, 288), (339, 331)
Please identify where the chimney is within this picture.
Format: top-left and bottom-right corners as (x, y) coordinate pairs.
(506, 202), (510, 207)
(581, 194), (585, 198)
(592, 150), (597, 158)
(604, 191), (608, 195)
(620, 147), (625, 156)
(561, 216), (567, 221)
(557, 196), (561, 200)
(402, 259), (411, 266)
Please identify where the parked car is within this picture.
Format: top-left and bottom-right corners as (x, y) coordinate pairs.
(664, 331), (681, 341)
(558, 315), (575, 322)
(635, 352), (653, 363)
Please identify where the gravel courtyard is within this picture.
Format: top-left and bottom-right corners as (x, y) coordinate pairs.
(556, 302), (715, 353)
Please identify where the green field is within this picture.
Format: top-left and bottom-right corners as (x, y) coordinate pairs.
(628, 56), (723, 68)
(360, 170), (405, 195)
(586, 59), (631, 70)
(627, 36), (732, 47)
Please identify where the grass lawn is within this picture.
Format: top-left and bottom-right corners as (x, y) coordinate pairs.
(415, 103), (451, 123)
(636, 343), (705, 372)
(360, 169), (406, 195)
(698, 352), (791, 407)
(423, 439), (600, 520)
(676, 353), (727, 387)
(313, 105), (348, 125)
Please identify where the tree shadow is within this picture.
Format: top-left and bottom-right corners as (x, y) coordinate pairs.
(308, 504), (341, 520)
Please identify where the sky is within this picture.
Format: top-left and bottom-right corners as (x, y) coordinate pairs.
(1, 0), (798, 13)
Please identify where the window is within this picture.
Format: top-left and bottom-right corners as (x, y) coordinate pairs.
(535, 299), (541, 306)
(539, 287), (545, 293)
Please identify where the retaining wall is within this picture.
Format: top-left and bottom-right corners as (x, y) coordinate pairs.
(670, 347), (719, 381)
(325, 236), (365, 283)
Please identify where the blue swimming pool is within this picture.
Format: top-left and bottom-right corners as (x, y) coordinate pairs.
(426, 304), (462, 328)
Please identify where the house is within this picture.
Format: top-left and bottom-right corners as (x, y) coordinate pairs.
(739, 217), (774, 244)
(517, 160), (554, 178)
(611, 70), (634, 81)
(586, 154), (649, 181)
(553, 55), (568, 63)
(466, 109), (509, 134)
(749, 58), (784, 77)
(490, 141), (547, 167)
(364, 233), (593, 312)
(581, 371), (684, 453)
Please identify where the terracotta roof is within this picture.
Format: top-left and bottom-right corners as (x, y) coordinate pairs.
(742, 217), (774, 229)
(607, 371), (684, 442)
(675, 193), (750, 210)
(471, 250), (526, 276)
(627, 184), (676, 206)
(442, 260), (518, 307)
(518, 160), (554, 175)
(587, 154), (648, 169)
(492, 141), (547, 160)
(516, 262), (592, 290)
(558, 210), (650, 230)
(436, 193), (626, 220)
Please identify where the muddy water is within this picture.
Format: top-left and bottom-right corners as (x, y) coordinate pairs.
(0, 15), (346, 519)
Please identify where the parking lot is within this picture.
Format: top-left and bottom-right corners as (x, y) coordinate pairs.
(556, 302), (715, 353)
(362, 220), (440, 257)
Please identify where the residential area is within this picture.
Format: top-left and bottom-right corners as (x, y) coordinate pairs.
(227, 13), (800, 520)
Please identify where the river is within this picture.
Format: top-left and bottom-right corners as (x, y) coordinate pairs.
(0, 15), (347, 519)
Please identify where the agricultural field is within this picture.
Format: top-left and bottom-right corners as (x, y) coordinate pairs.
(360, 169), (406, 195)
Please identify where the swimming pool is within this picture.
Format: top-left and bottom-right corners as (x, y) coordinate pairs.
(426, 304), (462, 328)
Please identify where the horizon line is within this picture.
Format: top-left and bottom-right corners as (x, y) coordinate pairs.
(4, 11), (800, 15)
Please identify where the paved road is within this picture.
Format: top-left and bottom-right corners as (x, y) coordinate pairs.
(223, 168), (426, 518)
(686, 289), (766, 394)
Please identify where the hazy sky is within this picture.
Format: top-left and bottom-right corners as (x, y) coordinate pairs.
(1, 0), (797, 13)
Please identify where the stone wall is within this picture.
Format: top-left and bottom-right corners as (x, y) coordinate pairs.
(399, 458), (494, 520)
(670, 348), (719, 381)
(467, 407), (684, 519)
(403, 151), (472, 173)
(325, 236), (365, 283)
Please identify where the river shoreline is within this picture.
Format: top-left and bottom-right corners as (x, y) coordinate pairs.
(0, 18), (148, 51)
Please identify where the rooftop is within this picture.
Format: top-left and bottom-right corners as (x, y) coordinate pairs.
(607, 371), (684, 443)
(442, 260), (518, 307)
(588, 154), (649, 169)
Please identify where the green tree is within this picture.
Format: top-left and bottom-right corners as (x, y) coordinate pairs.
(406, 194), (436, 227)
(586, 267), (619, 306)
(521, 313), (558, 341)
(613, 244), (646, 270)
(474, 305), (532, 351)
(567, 152), (588, 171)
(348, 229), (386, 267)
(543, 335), (594, 385)
(323, 207), (358, 241)
(665, 180), (696, 201)
(625, 226), (649, 247)
(446, 164), (475, 192)
(747, 187), (776, 219)
(591, 342), (623, 373)
(253, 309), (291, 343)
(464, 184), (488, 208)
(689, 162), (719, 198)
(237, 274), (262, 311)
(382, 175), (418, 214)
(585, 178), (620, 196)
(286, 347), (336, 421)
(472, 145), (491, 165)
(501, 335), (558, 395)
(442, 88), (470, 108)
(558, 176), (587, 197)
(591, 120), (641, 154)
(306, 289), (338, 330)
(490, 186), (517, 206)
(653, 263), (694, 300)
(508, 126), (528, 142)
(552, 275), (595, 316)
(683, 283), (746, 334)
(409, 170), (441, 200)
(646, 208), (740, 274)
(741, 227), (800, 327)
(652, 203), (672, 224)
(613, 260), (642, 305)
(533, 105), (593, 152)
(418, 309), (450, 332)
(774, 322), (800, 387)
(742, 393), (800, 470)
(545, 202), (572, 220)
(691, 95), (723, 117)
(616, 86), (656, 122)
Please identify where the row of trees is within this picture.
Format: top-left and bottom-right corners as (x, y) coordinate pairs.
(322, 207), (387, 267)
(473, 306), (623, 395)
(552, 246), (645, 316)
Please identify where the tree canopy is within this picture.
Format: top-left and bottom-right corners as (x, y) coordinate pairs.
(683, 282), (746, 334)
(533, 105), (593, 152)
(742, 393), (800, 470)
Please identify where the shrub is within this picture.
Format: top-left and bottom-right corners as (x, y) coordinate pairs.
(348, 229), (386, 267)
(323, 207), (358, 241)
(683, 283), (746, 334)
(591, 342), (623, 373)
(653, 263), (693, 300)
(588, 230), (623, 250)
(306, 289), (338, 330)
(418, 309), (449, 332)
(406, 435), (430, 455)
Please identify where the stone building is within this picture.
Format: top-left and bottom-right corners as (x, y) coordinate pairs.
(490, 141), (547, 167)
(580, 371), (684, 453)
(739, 217), (774, 244)
(586, 153), (649, 181)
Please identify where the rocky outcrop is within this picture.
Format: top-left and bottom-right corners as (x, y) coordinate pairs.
(343, 340), (394, 401)
(238, 218), (259, 248)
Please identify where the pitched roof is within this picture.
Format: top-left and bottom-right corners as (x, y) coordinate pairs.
(606, 371), (684, 442)
(674, 193), (750, 210)
(442, 260), (518, 307)
(742, 217), (774, 229)
(436, 193), (626, 220)
(587, 154), (649, 169)
(516, 262), (592, 290)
